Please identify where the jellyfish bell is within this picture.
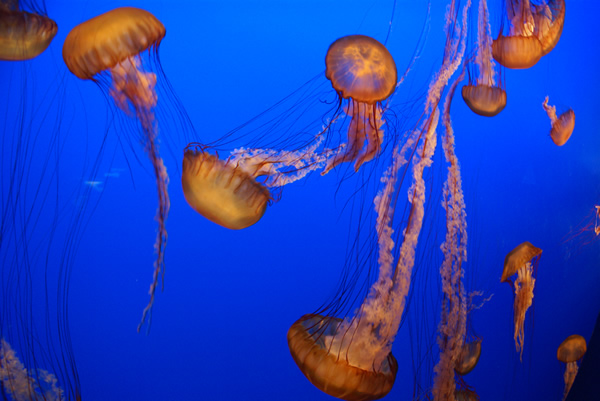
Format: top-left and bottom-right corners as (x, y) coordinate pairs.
(549, 109), (575, 146)
(461, 84), (506, 117)
(287, 314), (398, 401)
(323, 34), (397, 173)
(62, 7), (165, 80)
(181, 145), (271, 230)
(542, 96), (574, 146)
(557, 334), (587, 400)
(557, 334), (587, 363)
(455, 338), (482, 375)
(492, 0), (544, 69)
(0, 1), (57, 61)
(492, 34), (542, 69)
(326, 35), (397, 103)
(501, 241), (542, 283)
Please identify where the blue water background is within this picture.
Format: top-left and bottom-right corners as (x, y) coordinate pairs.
(1, 1), (599, 400)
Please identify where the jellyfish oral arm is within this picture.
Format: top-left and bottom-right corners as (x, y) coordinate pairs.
(563, 361), (579, 400)
(542, 96), (558, 125)
(228, 134), (333, 188)
(513, 262), (535, 360)
(507, 0), (536, 36)
(107, 56), (168, 332)
(475, 0), (496, 87)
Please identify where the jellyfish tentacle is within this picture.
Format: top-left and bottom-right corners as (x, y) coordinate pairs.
(63, 8), (172, 331)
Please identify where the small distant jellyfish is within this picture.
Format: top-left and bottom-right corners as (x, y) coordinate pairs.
(501, 241), (542, 360)
(322, 34), (397, 174)
(455, 339), (482, 375)
(462, 0), (507, 117)
(557, 334), (587, 401)
(532, 0), (565, 56)
(0, 0), (57, 60)
(542, 96), (575, 146)
(63, 7), (170, 331)
(493, 0), (543, 69)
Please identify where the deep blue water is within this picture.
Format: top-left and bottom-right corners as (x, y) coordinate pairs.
(1, 1), (599, 401)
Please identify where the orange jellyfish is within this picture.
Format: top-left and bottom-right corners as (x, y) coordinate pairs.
(462, 0), (506, 117)
(455, 339), (482, 375)
(63, 7), (170, 331)
(501, 241), (542, 360)
(0, 0), (57, 60)
(493, 0), (543, 69)
(288, 2), (470, 399)
(557, 334), (587, 400)
(182, 140), (331, 229)
(542, 96), (575, 146)
(532, 0), (565, 56)
(322, 34), (397, 174)
(182, 148), (270, 230)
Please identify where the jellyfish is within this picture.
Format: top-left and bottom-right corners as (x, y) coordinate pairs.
(532, 0), (565, 56)
(63, 7), (171, 331)
(455, 339), (482, 375)
(322, 34), (397, 174)
(462, 0), (506, 117)
(557, 334), (587, 400)
(288, 2), (470, 399)
(182, 148), (271, 230)
(501, 241), (542, 360)
(182, 139), (331, 229)
(542, 96), (575, 146)
(493, 0), (543, 69)
(0, 0), (57, 60)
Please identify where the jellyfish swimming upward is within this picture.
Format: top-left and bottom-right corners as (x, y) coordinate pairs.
(63, 7), (170, 331)
(0, 0), (57, 60)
